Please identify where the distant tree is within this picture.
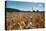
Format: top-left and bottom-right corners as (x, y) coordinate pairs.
(42, 11), (45, 13)
(37, 10), (39, 12)
(33, 10), (35, 12)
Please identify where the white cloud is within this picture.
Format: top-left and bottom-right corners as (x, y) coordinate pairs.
(38, 4), (43, 7)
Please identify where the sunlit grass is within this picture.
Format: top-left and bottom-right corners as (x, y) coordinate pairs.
(5, 12), (45, 30)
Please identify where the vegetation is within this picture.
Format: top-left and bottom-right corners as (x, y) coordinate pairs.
(5, 8), (45, 30)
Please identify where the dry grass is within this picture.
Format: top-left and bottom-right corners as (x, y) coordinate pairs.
(5, 12), (45, 30)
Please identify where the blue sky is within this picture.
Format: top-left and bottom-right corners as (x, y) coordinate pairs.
(6, 1), (45, 11)
(5, 0), (15, 1)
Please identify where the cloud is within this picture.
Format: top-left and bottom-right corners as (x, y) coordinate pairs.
(38, 4), (43, 7)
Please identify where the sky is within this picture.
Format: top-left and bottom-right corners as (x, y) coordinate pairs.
(6, 1), (45, 11)
(6, 0), (15, 1)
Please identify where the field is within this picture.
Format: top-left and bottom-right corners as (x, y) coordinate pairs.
(5, 12), (45, 30)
